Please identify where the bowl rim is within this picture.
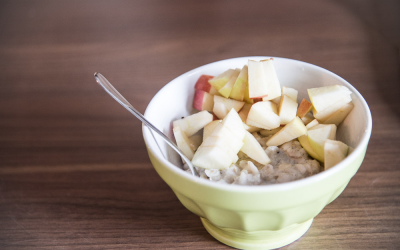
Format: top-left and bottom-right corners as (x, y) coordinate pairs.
(143, 56), (372, 193)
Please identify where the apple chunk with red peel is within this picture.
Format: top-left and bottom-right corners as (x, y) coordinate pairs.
(248, 59), (281, 100)
(230, 65), (248, 101)
(278, 94), (298, 125)
(307, 124), (337, 162)
(241, 131), (271, 165)
(208, 69), (236, 91)
(308, 85), (352, 113)
(324, 139), (349, 170)
(218, 68), (241, 98)
(193, 90), (214, 112)
(297, 99), (313, 118)
(213, 95), (245, 119)
(246, 101), (280, 130)
(266, 117), (307, 146)
(173, 126), (195, 160)
(192, 109), (246, 169)
(194, 75), (218, 95)
(321, 102), (354, 126)
(172, 110), (213, 137)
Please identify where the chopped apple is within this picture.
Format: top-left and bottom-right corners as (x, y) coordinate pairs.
(230, 65), (248, 101)
(192, 109), (245, 169)
(282, 86), (298, 102)
(208, 69), (236, 91)
(298, 135), (323, 162)
(193, 90), (214, 112)
(238, 103), (261, 132)
(321, 102), (354, 126)
(246, 101), (280, 130)
(308, 85), (352, 113)
(203, 120), (221, 141)
(172, 110), (213, 137)
(248, 59), (281, 100)
(305, 119), (319, 129)
(192, 145), (235, 169)
(221, 108), (246, 139)
(194, 75), (218, 95)
(259, 127), (282, 136)
(307, 124), (337, 161)
(173, 126), (195, 160)
(213, 95), (245, 119)
(278, 94), (298, 125)
(313, 94), (352, 121)
(241, 131), (271, 165)
(297, 99), (313, 118)
(188, 134), (202, 151)
(301, 112), (314, 125)
(270, 95), (281, 105)
(248, 60), (268, 99)
(202, 126), (244, 160)
(218, 68), (241, 98)
(324, 139), (349, 170)
(266, 117), (307, 146)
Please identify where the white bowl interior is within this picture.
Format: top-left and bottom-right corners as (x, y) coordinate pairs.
(143, 57), (372, 184)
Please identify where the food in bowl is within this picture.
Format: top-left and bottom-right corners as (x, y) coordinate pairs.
(173, 59), (354, 185)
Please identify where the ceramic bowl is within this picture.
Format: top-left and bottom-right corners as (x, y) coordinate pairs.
(142, 57), (372, 249)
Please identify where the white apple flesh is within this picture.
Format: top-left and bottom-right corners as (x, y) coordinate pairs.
(278, 94), (298, 125)
(246, 101), (280, 130)
(213, 95), (245, 119)
(307, 124), (337, 161)
(308, 85), (352, 113)
(241, 131), (271, 165)
(324, 139), (349, 170)
(173, 126), (195, 160)
(266, 117), (307, 146)
(172, 110), (213, 137)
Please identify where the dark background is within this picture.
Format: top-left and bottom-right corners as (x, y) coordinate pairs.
(0, 1), (399, 249)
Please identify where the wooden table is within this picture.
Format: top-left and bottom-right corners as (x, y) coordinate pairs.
(1, 0), (399, 249)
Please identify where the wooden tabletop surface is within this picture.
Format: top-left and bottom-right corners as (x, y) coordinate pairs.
(1, 0), (400, 249)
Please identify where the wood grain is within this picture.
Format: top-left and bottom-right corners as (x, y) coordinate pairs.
(1, 0), (399, 249)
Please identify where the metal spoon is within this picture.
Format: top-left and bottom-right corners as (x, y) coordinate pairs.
(94, 72), (198, 177)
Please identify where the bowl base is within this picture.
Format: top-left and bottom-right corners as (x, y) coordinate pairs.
(201, 217), (313, 250)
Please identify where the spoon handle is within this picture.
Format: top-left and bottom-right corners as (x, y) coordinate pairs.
(94, 72), (198, 177)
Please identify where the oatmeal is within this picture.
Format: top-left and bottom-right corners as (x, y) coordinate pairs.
(184, 132), (322, 185)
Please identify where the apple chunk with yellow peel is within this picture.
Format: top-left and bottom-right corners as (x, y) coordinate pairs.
(324, 139), (349, 170)
(282, 86), (298, 102)
(278, 94), (298, 125)
(218, 68), (241, 98)
(266, 117), (307, 146)
(172, 110), (213, 137)
(297, 99), (313, 118)
(230, 65), (248, 101)
(213, 95), (245, 119)
(194, 75), (219, 95)
(203, 120), (221, 141)
(208, 69), (236, 91)
(193, 90), (214, 112)
(321, 102), (354, 126)
(246, 101), (280, 130)
(248, 59), (281, 100)
(241, 131), (271, 165)
(192, 109), (246, 169)
(298, 135), (323, 162)
(173, 126), (195, 160)
(308, 85), (352, 113)
(307, 124), (337, 161)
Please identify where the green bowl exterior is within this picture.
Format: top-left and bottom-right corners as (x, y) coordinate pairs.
(146, 143), (367, 232)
